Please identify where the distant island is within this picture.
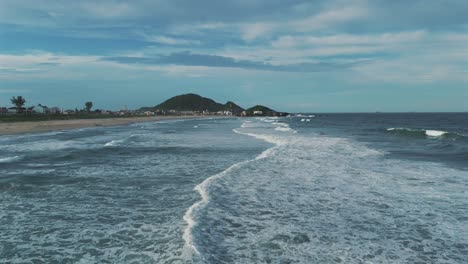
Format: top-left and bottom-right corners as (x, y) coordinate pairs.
(140, 93), (288, 117)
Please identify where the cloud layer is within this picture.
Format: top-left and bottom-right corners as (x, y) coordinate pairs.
(0, 0), (467, 111)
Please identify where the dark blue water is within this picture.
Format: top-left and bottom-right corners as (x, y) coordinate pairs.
(294, 113), (468, 169)
(0, 114), (467, 263)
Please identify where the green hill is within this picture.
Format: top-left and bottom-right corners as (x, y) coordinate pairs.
(141, 93), (245, 113)
(245, 105), (277, 116)
(224, 101), (244, 114)
(155, 93), (224, 112)
(139, 93), (286, 116)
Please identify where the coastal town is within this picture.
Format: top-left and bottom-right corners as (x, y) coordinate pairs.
(1, 93), (288, 120)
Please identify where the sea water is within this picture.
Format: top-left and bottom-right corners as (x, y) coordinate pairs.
(0, 114), (467, 263)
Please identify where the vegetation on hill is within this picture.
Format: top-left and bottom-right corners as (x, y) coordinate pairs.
(140, 93), (287, 116)
(141, 93), (246, 113)
(154, 93), (224, 112)
(224, 101), (245, 114)
(245, 105), (277, 116)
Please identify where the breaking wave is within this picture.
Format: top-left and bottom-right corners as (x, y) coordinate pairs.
(387, 128), (465, 139)
(0, 155), (23, 163)
(183, 123), (282, 260)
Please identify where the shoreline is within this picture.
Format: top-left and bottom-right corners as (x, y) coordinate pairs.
(0, 115), (224, 135)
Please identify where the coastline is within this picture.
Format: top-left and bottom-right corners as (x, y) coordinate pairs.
(0, 115), (220, 135)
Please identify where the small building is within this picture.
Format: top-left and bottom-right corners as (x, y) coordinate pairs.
(0, 107), (7, 115)
(253, 110), (263, 115)
(8, 107), (19, 114)
(50, 107), (61, 114)
(30, 105), (48, 114)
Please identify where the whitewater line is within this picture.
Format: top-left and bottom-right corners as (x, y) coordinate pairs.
(0, 155), (23, 163)
(182, 128), (282, 259)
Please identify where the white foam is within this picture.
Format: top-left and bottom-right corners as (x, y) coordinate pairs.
(193, 126), (199, 128)
(6, 140), (76, 152)
(193, 126), (467, 263)
(183, 127), (283, 258)
(26, 163), (50, 167)
(388, 127), (449, 137)
(275, 126), (292, 132)
(0, 155), (23, 163)
(306, 119), (311, 122)
(104, 134), (140, 147)
(387, 127), (414, 132)
(183, 155), (275, 258)
(425, 130), (447, 137)
(272, 122), (289, 127)
(104, 140), (123, 147)
(233, 129), (287, 146)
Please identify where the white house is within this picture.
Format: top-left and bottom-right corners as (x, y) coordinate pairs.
(31, 105), (48, 114)
(253, 110), (263, 115)
(8, 107), (18, 114)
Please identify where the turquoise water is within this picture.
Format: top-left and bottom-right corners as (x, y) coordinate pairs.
(1, 114), (467, 263)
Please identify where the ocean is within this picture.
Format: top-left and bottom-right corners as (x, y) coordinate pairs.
(0, 114), (467, 263)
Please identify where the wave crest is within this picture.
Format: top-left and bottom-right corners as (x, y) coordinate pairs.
(387, 128), (464, 138)
(0, 155), (23, 163)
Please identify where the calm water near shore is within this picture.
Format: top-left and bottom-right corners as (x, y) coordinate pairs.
(0, 114), (467, 263)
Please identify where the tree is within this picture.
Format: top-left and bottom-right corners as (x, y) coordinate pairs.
(10, 96), (26, 113)
(85, 101), (93, 112)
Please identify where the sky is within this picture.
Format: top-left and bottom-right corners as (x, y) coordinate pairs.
(0, 0), (467, 112)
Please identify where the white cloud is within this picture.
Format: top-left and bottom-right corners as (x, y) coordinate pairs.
(347, 31), (468, 83)
(352, 60), (468, 83)
(239, 2), (368, 41)
(291, 6), (367, 32)
(220, 44), (380, 65)
(0, 53), (99, 69)
(272, 31), (426, 48)
(0, 52), (103, 80)
(221, 30), (468, 83)
(80, 2), (135, 18)
(0, 51), (255, 80)
(141, 35), (201, 45)
(241, 22), (274, 41)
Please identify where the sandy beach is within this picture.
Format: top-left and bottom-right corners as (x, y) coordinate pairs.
(0, 115), (215, 135)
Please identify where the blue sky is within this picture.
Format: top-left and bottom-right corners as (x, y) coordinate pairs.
(0, 0), (467, 112)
